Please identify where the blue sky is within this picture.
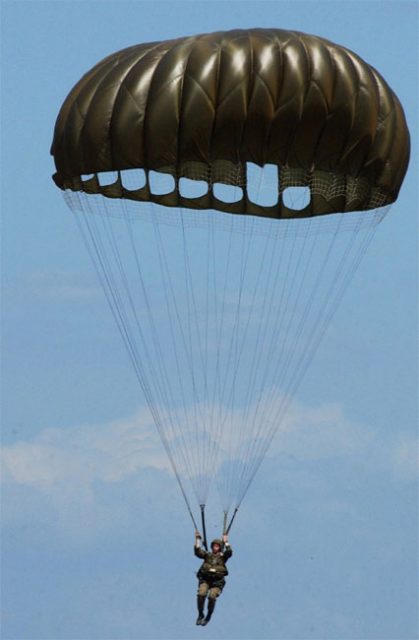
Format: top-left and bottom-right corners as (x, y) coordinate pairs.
(1, 1), (418, 639)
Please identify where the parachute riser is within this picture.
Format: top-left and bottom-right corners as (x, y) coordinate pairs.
(200, 505), (208, 551)
(223, 511), (228, 536)
(226, 508), (238, 535)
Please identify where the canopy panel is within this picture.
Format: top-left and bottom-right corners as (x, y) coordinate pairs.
(51, 28), (410, 217)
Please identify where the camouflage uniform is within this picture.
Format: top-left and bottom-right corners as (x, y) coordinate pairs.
(194, 540), (233, 624)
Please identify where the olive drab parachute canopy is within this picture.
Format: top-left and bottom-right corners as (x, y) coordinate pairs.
(51, 29), (410, 533)
(51, 28), (409, 217)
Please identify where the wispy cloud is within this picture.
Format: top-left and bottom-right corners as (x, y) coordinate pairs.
(30, 271), (102, 300)
(2, 271), (101, 302)
(268, 401), (376, 460)
(1, 409), (170, 491)
(2, 399), (415, 502)
(392, 436), (419, 481)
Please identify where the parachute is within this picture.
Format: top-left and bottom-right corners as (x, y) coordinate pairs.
(51, 29), (409, 534)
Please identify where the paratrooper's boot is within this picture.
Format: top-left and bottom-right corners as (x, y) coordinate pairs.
(201, 597), (216, 625)
(196, 595), (205, 625)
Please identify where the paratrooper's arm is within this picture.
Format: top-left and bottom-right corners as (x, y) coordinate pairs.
(194, 530), (207, 559)
(222, 533), (233, 560)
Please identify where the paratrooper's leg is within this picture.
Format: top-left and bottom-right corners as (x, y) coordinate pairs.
(201, 585), (222, 625)
(196, 581), (208, 625)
